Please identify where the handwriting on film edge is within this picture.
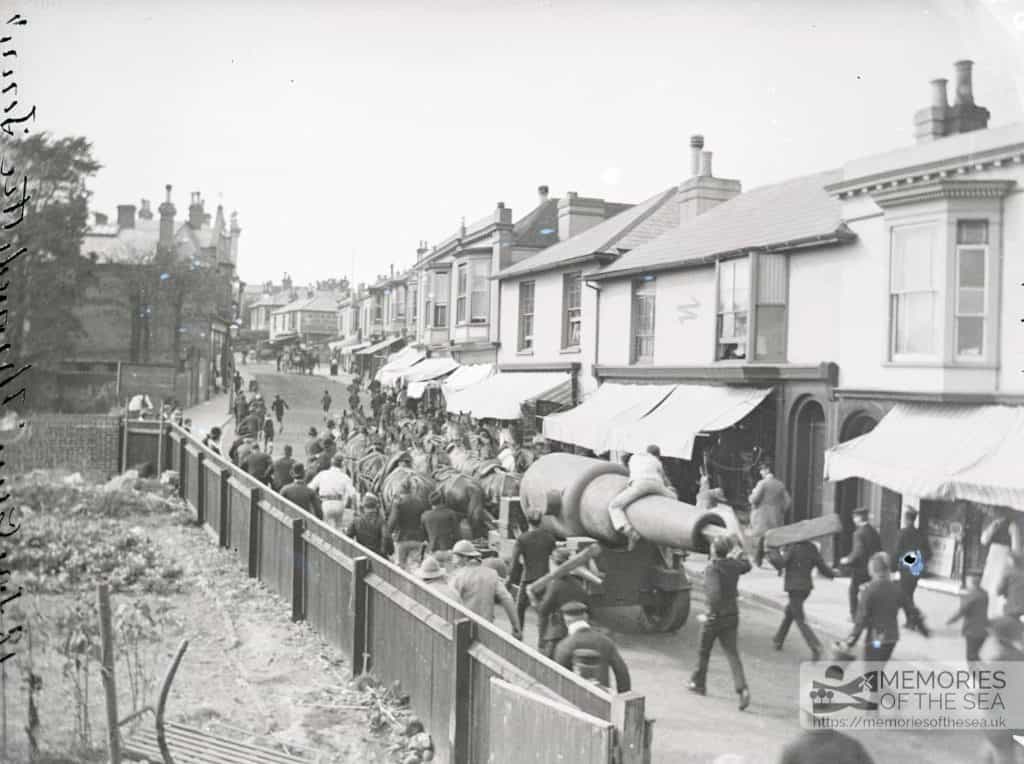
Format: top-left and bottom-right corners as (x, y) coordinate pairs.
(0, 12), (34, 667)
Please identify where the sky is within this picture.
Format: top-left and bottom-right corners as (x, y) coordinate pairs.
(15, 0), (1024, 288)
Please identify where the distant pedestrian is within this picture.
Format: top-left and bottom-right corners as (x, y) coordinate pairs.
(305, 427), (323, 461)
(242, 443), (273, 485)
(450, 540), (521, 637)
(235, 436), (257, 467)
(838, 507), (881, 622)
(767, 539), (834, 661)
(534, 547), (590, 657)
(688, 535), (752, 710)
(321, 389), (333, 422)
(308, 453), (357, 530)
(947, 568), (989, 661)
(510, 510), (557, 634)
(842, 551), (929, 669)
(415, 555), (458, 600)
(269, 444), (296, 492)
(271, 393), (289, 432)
(281, 464), (322, 520)
(893, 506), (928, 621)
(981, 509), (1023, 616)
(386, 478), (428, 570)
(262, 416), (276, 449)
(233, 394), (248, 425)
(997, 551), (1024, 619)
(275, 354), (282, 372)
(748, 460), (791, 567)
(420, 490), (460, 552)
(553, 602), (631, 693)
(202, 426), (222, 455)
(346, 494), (388, 556)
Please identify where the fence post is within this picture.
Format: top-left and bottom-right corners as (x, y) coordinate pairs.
(610, 692), (647, 764)
(449, 618), (474, 764)
(195, 452), (206, 525)
(291, 518), (306, 622)
(177, 435), (187, 499)
(155, 413), (164, 476)
(218, 469), (230, 549)
(248, 487), (261, 578)
(350, 557), (370, 674)
(97, 583), (122, 764)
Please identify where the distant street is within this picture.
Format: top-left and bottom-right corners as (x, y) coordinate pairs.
(221, 365), (989, 764)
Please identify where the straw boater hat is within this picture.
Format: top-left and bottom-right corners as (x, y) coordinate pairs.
(416, 556), (445, 581)
(452, 540), (481, 558)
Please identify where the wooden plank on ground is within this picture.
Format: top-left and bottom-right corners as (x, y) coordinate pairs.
(764, 513), (842, 548)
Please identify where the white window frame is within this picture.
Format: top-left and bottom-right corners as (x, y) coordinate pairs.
(456, 263), (468, 324)
(631, 277), (656, 365)
(888, 223), (939, 361)
(715, 257), (751, 361)
(518, 281), (535, 351)
(430, 270), (450, 329)
(954, 220), (988, 362)
(562, 271), (582, 350)
(470, 259), (490, 324)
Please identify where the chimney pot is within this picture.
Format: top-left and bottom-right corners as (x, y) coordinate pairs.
(164, 184), (172, 202)
(954, 60), (975, 106)
(930, 78), (949, 109)
(700, 151), (713, 177)
(117, 204), (137, 230)
(690, 134), (705, 178)
(538, 185), (550, 203)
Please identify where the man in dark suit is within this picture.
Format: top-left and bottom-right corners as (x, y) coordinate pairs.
(843, 551), (929, 667)
(893, 506), (928, 623)
(533, 548), (590, 658)
(242, 443), (272, 485)
(269, 444), (296, 491)
(553, 602), (631, 693)
(420, 490), (460, 553)
(280, 464), (322, 520)
(689, 535), (752, 711)
(838, 507), (881, 622)
(768, 540), (834, 660)
(509, 510), (557, 630)
(346, 494), (389, 556)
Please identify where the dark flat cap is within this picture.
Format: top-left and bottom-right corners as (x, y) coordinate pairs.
(560, 601), (589, 615)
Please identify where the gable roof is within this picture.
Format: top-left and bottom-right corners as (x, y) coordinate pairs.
(497, 187), (676, 280)
(589, 169), (848, 281)
(82, 218), (162, 263)
(510, 198), (559, 248)
(273, 293), (340, 314)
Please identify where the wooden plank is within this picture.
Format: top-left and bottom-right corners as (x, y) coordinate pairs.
(292, 517), (306, 622)
(763, 513), (843, 548)
(249, 487), (262, 578)
(610, 692), (646, 764)
(351, 556), (369, 674)
(451, 618), (474, 764)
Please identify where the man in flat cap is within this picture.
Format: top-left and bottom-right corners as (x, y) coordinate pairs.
(280, 463), (322, 520)
(839, 507), (881, 623)
(553, 602), (631, 693)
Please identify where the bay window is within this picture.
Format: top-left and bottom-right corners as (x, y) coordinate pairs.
(714, 253), (788, 361)
(889, 224), (938, 357)
(631, 277), (656, 364)
(456, 263), (468, 323)
(562, 271), (582, 349)
(955, 220), (988, 359)
(518, 281), (535, 351)
(716, 258), (749, 360)
(470, 259), (490, 323)
(431, 270), (449, 328)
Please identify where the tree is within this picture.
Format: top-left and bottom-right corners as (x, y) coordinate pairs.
(3, 134), (101, 366)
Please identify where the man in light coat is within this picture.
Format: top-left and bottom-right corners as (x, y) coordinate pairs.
(308, 453), (357, 529)
(748, 460), (792, 567)
(607, 445), (677, 550)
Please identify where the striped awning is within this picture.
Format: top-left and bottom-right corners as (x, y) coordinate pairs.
(339, 340), (370, 355)
(604, 385), (773, 460)
(825, 403), (1024, 506)
(445, 371), (570, 420)
(543, 383), (675, 453)
(357, 336), (403, 356)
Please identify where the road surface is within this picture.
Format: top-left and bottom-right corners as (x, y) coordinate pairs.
(239, 366), (991, 764)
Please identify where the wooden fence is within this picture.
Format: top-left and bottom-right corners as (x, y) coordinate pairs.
(124, 419), (652, 764)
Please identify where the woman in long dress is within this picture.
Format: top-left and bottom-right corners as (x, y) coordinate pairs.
(980, 508), (1023, 618)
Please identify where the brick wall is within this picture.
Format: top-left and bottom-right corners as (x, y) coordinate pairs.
(6, 414), (121, 479)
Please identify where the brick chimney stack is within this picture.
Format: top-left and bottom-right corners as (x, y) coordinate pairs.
(557, 192), (607, 240)
(188, 191), (204, 230)
(677, 136), (741, 223)
(138, 199), (153, 220)
(158, 184), (176, 252)
(93, 211), (109, 226)
(915, 61), (989, 142)
(538, 185), (550, 204)
(416, 240), (429, 259)
(117, 204), (136, 230)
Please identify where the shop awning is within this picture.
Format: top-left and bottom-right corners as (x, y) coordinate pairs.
(441, 363), (495, 396)
(399, 358), (461, 398)
(357, 336), (403, 356)
(543, 383), (675, 452)
(376, 348), (429, 387)
(947, 408), (1024, 508)
(605, 384), (773, 460)
(824, 403), (1023, 502)
(339, 340), (370, 355)
(446, 371), (570, 420)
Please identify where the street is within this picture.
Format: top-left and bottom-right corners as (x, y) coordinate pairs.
(226, 366), (988, 764)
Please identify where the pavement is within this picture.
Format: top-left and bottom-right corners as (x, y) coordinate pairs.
(680, 554), (972, 663)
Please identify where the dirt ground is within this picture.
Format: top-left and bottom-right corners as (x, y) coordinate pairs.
(4, 474), (417, 764)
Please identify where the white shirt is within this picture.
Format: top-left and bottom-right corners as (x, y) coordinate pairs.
(308, 467), (356, 502)
(628, 452), (665, 483)
(567, 620), (590, 636)
(128, 394), (152, 412)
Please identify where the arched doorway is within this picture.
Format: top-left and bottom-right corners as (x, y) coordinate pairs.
(836, 411), (879, 558)
(791, 399), (827, 523)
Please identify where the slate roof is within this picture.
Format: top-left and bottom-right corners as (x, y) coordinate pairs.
(497, 187), (676, 280)
(251, 293), (288, 308)
(589, 169), (848, 281)
(273, 293), (340, 314)
(511, 199), (560, 249)
(82, 218), (162, 263)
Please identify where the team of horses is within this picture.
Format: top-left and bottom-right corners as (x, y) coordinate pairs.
(338, 423), (538, 541)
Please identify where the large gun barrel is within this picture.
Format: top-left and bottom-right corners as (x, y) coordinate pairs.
(520, 453), (725, 554)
